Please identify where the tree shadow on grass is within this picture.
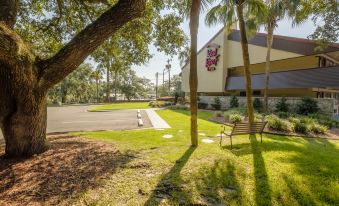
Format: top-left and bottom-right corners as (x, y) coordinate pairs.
(0, 135), (136, 205)
(283, 175), (317, 206)
(195, 159), (243, 205)
(144, 146), (196, 206)
(223, 134), (339, 205)
(220, 135), (272, 205)
(250, 134), (272, 206)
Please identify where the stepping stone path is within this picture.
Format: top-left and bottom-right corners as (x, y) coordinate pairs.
(198, 133), (206, 136)
(156, 128), (164, 131)
(202, 138), (214, 143)
(163, 134), (173, 139)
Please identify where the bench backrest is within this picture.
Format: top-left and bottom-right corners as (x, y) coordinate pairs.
(231, 122), (267, 135)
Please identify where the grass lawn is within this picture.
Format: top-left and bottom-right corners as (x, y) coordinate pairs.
(88, 102), (150, 111)
(72, 109), (339, 206)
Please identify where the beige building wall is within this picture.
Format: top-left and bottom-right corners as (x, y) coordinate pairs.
(229, 55), (319, 76)
(181, 30), (227, 93)
(225, 40), (302, 68)
(181, 30), (308, 93)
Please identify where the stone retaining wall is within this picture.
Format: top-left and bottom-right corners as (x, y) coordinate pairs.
(199, 96), (334, 115)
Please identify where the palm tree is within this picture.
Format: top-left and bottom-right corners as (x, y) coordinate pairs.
(180, 0), (213, 146)
(91, 68), (103, 103)
(263, 0), (300, 113)
(206, 0), (266, 124)
(189, 0), (202, 146)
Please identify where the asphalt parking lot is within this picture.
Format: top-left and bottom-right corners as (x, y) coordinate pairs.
(0, 105), (152, 140)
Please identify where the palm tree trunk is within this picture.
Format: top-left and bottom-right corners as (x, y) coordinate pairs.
(264, 22), (274, 113)
(114, 70), (118, 102)
(236, 3), (254, 124)
(189, 0), (201, 146)
(106, 66), (110, 103)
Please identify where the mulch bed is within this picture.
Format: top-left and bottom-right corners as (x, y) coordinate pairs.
(0, 135), (135, 206)
(209, 116), (339, 140)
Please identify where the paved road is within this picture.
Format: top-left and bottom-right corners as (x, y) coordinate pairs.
(0, 105), (152, 139)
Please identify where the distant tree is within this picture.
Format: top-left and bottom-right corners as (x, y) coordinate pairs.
(120, 70), (152, 101)
(295, 0), (339, 49)
(171, 75), (185, 104)
(90, 68), (104, 103)
(49, 64), (94, 104)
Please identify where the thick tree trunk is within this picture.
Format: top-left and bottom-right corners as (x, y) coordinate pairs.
(264, 22), (274, 113)
(0, 69), (49, 157)
(106, 66), (110, 103)
(96, 79), (99, 103)
(189, 0), (201, 147)
(2, 98), (48, 158)
(237, 4), (254, 124)
(114, 70), (118, 102)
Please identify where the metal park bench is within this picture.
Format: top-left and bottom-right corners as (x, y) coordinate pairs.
(220, 122), (267, 149)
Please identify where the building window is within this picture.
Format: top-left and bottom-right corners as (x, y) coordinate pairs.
(253, 90), (261, 96)
(240, 91), (246, 97)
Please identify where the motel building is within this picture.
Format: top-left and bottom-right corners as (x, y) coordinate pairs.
(181, 28), (339, 116)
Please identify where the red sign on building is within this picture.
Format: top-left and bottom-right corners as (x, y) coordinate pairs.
(206, 43), (220, 71)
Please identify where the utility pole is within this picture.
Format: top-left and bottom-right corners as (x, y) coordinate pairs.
(162, 69), (165, 85)
(166, 59), (172, 92)
(155, 72), (158, 100)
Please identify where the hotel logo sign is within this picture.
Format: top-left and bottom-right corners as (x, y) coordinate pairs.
(205, 43), (220, 71)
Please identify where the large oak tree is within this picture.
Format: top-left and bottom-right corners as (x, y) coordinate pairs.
(0, 0), (179, 157)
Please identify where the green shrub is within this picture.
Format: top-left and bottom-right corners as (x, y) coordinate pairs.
(214, 97), (221, 105)
(300, 117), (315, 125)
(309, 113), (338, 129)
(296, 97), (319, 115)
(177, 97), (184, 104)
(277, 112), (290, 119)
(253, 98), (262, 111)
(254, 113), (263, 122)
(212, 97), (222, 110)
(163, 102), (173, 107)
(198, 102), (208, 109)
(288, 117), (299, 124)
(275, 97), (289, 113)
(230, 96), (239, 108)
(149, 101), (166, 108)
(265, 114), (290, 131)
(215, 111), (223, 117)
(293, 121), (309, 134)
(167, 105), (189, 110)
(229, 113), (243, 123)
(310, 123), (328, 134)
(224, 113), (230, 122)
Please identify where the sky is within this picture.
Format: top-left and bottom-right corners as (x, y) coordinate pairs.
(133, 11), (318, 84)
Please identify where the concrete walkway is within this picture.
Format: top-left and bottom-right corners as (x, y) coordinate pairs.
(145, 109), (171, 129)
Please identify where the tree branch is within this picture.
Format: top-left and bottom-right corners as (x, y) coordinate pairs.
(0, 23), (35, 68)
(38, 0), (146, 89)
(0, 0), (18, 29)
